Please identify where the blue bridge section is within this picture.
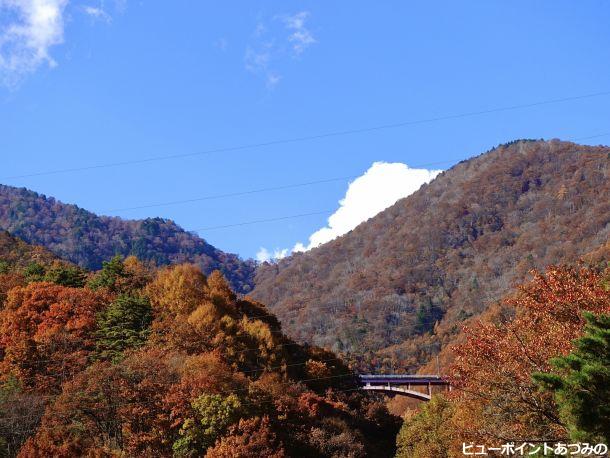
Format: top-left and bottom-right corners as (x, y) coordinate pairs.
(357, 374), (450, 401)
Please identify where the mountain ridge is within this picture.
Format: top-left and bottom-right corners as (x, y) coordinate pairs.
(251, 139), (610, 370)
(0, 185), (256, 293)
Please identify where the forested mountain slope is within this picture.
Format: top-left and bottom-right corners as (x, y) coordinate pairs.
(252, 140), (610, 371)
(0, 185), (256, 293)
(0, 245), (398, 456)
(0, 231), (59, 269)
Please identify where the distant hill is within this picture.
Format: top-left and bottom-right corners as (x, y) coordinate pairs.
(0, 185), (256, 293)
(251, 140), (610, 371)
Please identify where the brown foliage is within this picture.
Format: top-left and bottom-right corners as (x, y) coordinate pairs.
(205, 416), (286, 458)
(22, 348), (180, 456)
(1, 258), (398, 457)
(0, 272), (26, 306)
(0, 283), (106, 393)
(252, 140), (610, 371)
(0, 231), (58, 270)
(147, 263), (208, 315)
(0, 186), (256, 293)
(449, 265), (610, 443)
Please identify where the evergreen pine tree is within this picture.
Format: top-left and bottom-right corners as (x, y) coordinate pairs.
(534, 312), (610, 443)
(44, 264), (87, 287)
(88, 255), (128, 291)
(95, 294), (153, 361)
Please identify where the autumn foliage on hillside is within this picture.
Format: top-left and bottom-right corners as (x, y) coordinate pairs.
(0, 232), (88, 305)
(252, 140), (610, 371)
(0, 186), (256, 293)
(0, 232), (58, 270)
(0, 253), (398, 457)
(396, 263), (610, 457)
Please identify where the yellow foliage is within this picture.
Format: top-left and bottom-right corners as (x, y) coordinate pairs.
(187, 301), (221, 333)
(305, 360), (331, 379)
(396, 395), (460, 458)
(146, 264), (208, 315)
(241, 317), (273, 345)
(207, 270), (235, 306)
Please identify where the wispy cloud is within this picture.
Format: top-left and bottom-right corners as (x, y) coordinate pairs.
(244, 41), (282, 88)
(281, 11), (315, 55)
(244, 11), (316, 87)
(0, 0), (69, 86)
(0, 0), (123, 86)
(291, 162), (442, 253)
(83, 5), (112, 23)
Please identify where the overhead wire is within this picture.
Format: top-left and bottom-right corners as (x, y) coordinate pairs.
(102, 133), (610, 232)
(0, 373), (366, 423)
(104, 157), (454, 214)
(2, 90), (609, 181)
(0, 108), (607, 422)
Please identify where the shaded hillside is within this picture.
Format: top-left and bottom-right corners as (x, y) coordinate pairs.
(0, 185), (256, 293)
(0, 231), (59, 269)
(252, 140), (610, 371)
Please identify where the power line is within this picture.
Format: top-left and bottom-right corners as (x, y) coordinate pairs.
(0, 373), (363, 423)
(192, 210), (334, 231)
(100, 130), (610, 216)
(5, 302), (451, 369)
(8, 355), (347, 382)
(14, 309), (449, 368)
(103, 158), (455, 214)
(101, 159), (452, 213)
(105, 176), (358, 213)
(572, 132), (610, 141)
(188, 135), (609, 233)
(3, 90), (609, 181)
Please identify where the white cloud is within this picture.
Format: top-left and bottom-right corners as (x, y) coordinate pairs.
(0, 0), (68, 85)
(112, 0), (125, 14)
(256, 247), (289, 263)
(244, 44), (270, 72)
(83, 5), (111, 23)
(0, 0), (123, 86)
(244, 43), (282, 89)
(281, 11), (315, 55)
(293, 162), (442, 252)
(244, 11), (315, 87)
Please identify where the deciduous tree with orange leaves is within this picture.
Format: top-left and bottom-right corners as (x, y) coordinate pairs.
(450, 265), (610, 443)
(397, 264), (610, 457)
(0, 259), (398, 457)
(0, 282), (107, 393)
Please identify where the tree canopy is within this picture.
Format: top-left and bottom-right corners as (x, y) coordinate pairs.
(0, 255), (398, 457)
(534, 312), (610, 444)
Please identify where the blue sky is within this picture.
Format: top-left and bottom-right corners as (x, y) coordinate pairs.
(1, 1), (609, 260)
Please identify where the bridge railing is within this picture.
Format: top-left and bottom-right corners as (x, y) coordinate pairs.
(358, 374), (449, 385)
(356, 374), (451, 400)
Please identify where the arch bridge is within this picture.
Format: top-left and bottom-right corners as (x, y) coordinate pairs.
(358, 374), (450, 401)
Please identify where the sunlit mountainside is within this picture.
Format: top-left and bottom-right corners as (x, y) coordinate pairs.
(252, 140), (610, 371)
